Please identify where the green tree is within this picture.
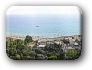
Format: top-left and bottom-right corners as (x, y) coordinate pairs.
(24, 35), (33, 44)
(35, 49), (44, 54)
(30, 51), (36, 57)
(66, 49), (81, 59)
(58, 52), (65, 60)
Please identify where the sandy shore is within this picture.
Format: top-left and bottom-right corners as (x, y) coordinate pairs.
(6, 34), (81, 42)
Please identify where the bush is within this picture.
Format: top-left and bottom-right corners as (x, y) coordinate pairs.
(66, 49), (81, 59)
(15, 54), (20, 60)
(49, 55), (57, 60)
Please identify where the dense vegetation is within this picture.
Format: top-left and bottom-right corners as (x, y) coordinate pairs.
(6, 35), (81, 60)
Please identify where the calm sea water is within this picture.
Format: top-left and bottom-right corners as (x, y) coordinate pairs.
(6, 14), (81, 38)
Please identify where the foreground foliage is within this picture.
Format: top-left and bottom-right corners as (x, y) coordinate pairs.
(6, 36), (81, 60)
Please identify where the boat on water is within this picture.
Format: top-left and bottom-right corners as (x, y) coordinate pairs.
(36, 26), (39, 27)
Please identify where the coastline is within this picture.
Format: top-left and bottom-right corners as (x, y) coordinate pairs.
(6, 33), (81, 41)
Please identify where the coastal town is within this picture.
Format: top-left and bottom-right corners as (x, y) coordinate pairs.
(6, 6), (81, 60)
(6, 35), (82, 60)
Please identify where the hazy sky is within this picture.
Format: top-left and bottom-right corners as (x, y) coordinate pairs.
(6, 6), (81, 15)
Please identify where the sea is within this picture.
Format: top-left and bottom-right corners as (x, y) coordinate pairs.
(6, 14), (81, 38)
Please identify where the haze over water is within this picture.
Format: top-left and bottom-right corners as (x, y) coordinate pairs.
(6, 14), (81, 38)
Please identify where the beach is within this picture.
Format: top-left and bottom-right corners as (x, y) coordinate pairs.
(6, 34), (81, 41)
